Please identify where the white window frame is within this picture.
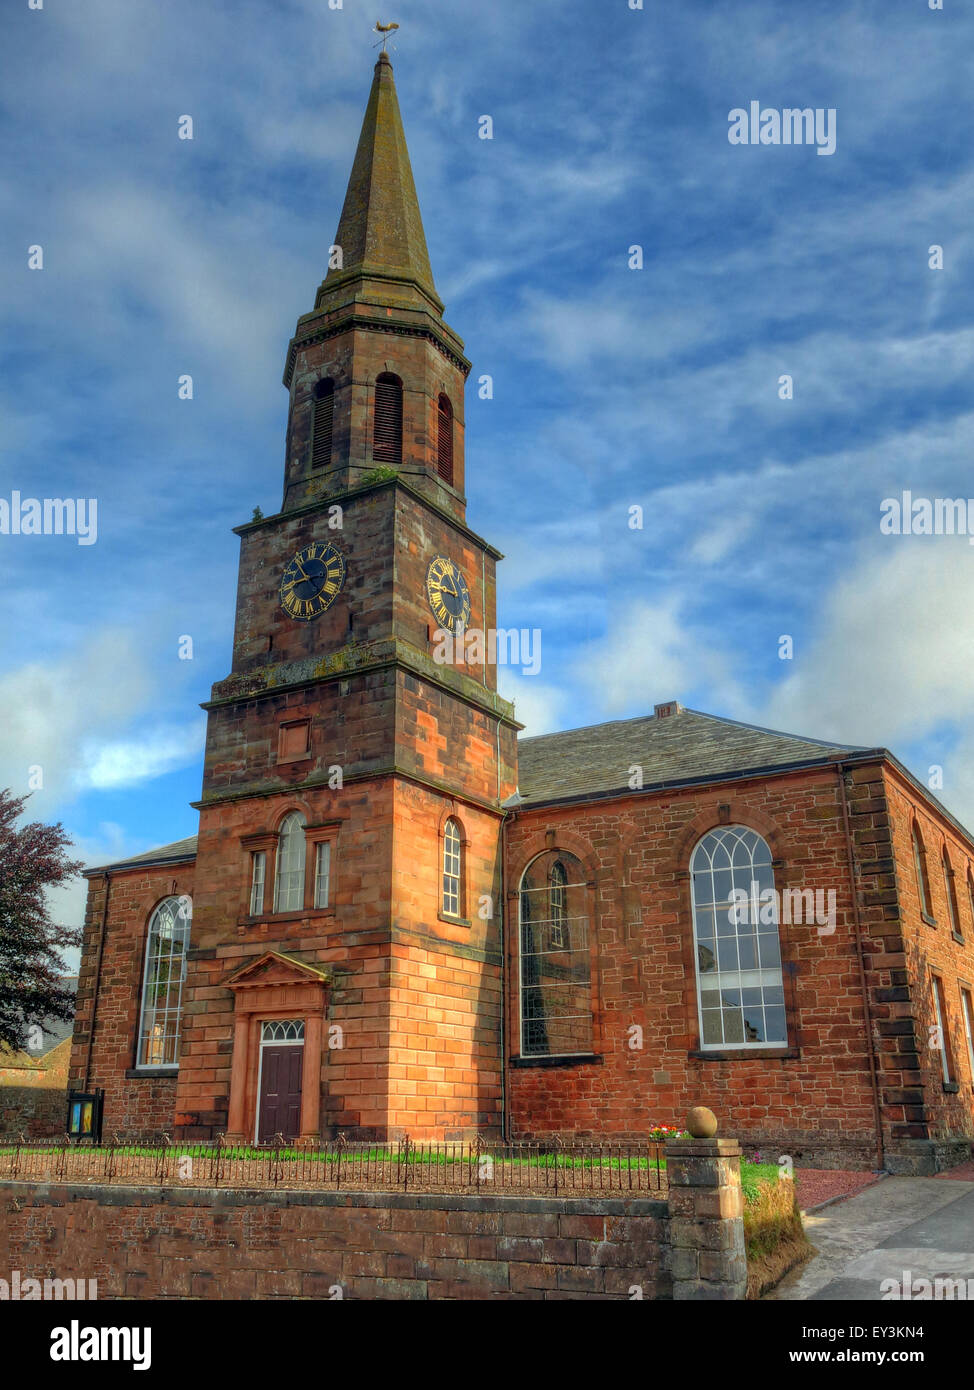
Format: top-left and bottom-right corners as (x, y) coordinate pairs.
(250, 850), (266, 916)
(274, 812), (307, 913)
(442, 818), (462, 918)
(960, 988), (974, 1086)
(690, 825), (787, 1051)
(549, 860), (567, 949)
(314, 841), (331, 910)
(931, 975), (954, 1085)
(137, 896), (191, 1069)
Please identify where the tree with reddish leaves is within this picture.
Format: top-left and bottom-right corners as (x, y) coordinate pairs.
(0, 789), (83, 1053)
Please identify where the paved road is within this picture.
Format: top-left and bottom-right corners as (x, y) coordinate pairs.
(768, 1176), (974, 1300)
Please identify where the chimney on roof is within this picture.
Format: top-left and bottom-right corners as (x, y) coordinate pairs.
(654, 701), (682, 719)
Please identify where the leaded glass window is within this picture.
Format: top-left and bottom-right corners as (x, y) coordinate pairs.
(137, 896), (191, 1068)
(690, 826), (786, 1049)
(519, 850), (591, 1057)
(442, 818), (462, 917)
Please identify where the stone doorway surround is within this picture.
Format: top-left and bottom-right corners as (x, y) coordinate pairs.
(223, 952), (331, 1144)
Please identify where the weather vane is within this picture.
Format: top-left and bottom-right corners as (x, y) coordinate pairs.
(373, 20), (400, 53)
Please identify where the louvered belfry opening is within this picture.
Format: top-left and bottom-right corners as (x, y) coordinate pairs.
(373, 373), (403, 466)
(311, 379), (334, 470)
(437, 394), (454, 485)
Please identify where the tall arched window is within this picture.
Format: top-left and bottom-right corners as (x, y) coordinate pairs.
(943, 848), (962, 938)
(373, 373), (403, 466)
(437, 394), (454, 485)
(137, 896), (191, 1068)
(519, 850), (591, 1057)
(311, 378), (334, 470)
(274, 812), (307, 912)
(442, 817), (463, 918)
(690, 826), (786, 1049)
(913, 821), (933, 919)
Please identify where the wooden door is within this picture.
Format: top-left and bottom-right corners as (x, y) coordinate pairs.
(257, 1044), (303, 1142)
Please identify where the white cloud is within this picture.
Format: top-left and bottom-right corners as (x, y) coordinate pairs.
(500, 672), (570, 739)
(762, 539), (974, 749)
(575, 597), (742, 718)
(77, 723), (205, 791)
(0, 628), (202, 813)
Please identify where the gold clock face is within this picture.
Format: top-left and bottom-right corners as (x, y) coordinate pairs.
(426, 555), (471, 633)
(280, 542), (346, 621)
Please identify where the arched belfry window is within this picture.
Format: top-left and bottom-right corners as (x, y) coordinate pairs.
(274, 812), (307, 913)
(690, 826), (786, 1049)
(519, 850), (591, 1057)
(137, 896), (191, 1068)
(442, 817), (463, 918)
(311, 378), (334, 470)
(437, 394), (454, 485)
(373, 373), (403, 466)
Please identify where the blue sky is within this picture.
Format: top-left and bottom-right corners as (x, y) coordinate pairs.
(2, 0), (974, 937)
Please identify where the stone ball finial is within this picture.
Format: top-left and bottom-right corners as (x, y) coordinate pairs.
(687, 1105), (718, 1138)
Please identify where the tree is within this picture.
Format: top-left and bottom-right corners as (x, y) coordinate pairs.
(0, 789), (83, 1053)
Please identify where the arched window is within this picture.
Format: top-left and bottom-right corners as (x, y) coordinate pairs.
(690, 826), (786, 1049)
(519, 850), (591, 1057)
(913, 821), (933, 920)
(137, 896), (191, 1068)
(373, 373), (403, 466)
(311, 378), (334, 470)
(437, 394), (454, 485)
(943, 848), (962, 938)
(442, 817), (463, 917)
(274, 812), (307, 912)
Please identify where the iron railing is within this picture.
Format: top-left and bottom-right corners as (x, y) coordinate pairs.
(0, 1135), (668, 1195)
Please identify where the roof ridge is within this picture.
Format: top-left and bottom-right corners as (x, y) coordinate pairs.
(681, 707), (870, 753)
(519, 710), (660, 746)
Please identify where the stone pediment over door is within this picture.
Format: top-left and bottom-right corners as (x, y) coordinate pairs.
(224, 951), (331, 1016)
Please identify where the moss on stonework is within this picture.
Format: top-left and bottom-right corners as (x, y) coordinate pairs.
(358, 466), (400, 486)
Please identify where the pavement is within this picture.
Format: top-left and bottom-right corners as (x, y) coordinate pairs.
(767, 1175), (974, 1300)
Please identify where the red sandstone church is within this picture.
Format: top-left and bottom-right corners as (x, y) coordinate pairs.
(70, 55), (974, 1175)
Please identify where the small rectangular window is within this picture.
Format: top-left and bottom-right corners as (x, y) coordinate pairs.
(931, 975), (955, 1084)
(314, 841), (331, 910)
(279, 720), (311, 762)
(250, 851), (266, 916)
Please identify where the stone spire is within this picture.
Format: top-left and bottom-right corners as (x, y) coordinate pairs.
(282, 51), (470, 520)
(322, 51), (440, 314)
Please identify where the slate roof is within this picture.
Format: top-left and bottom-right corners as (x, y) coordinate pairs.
(85, 835), (199, 876)
(87, 707), (969, 865)
(516, 706), (877, 808)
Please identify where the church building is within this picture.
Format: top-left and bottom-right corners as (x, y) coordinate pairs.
(69, 55), (974, 1174)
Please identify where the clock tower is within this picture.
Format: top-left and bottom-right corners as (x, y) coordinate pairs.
(172, 52), (519, 1143)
